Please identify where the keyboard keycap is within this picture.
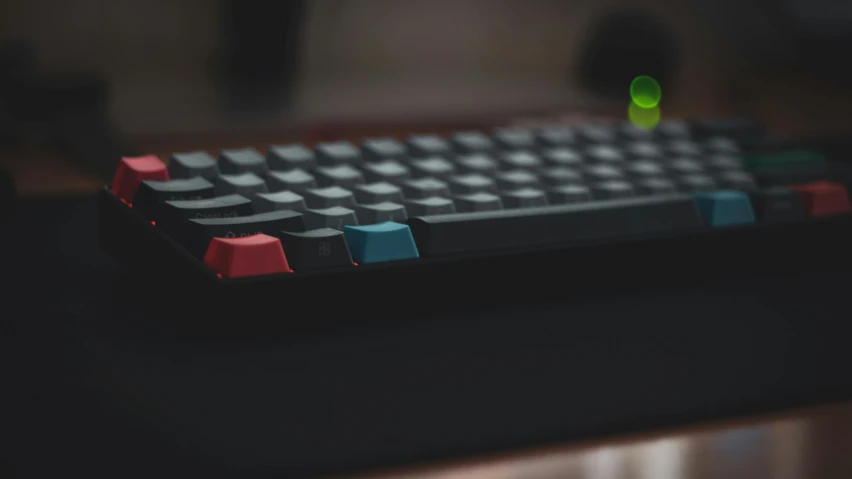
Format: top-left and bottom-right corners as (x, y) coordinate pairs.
(134, 177), (215, 220)
(791, 181), (852, 217)
(253, 191), (307, 214)
(169, 152), (219, 180)
(694, 191), (755, 227)
(455, 192), (503, 212)
(267, 144), (317, 171)
(657, 120), (692, 138)
(717, 170), (757, 190)
(749, 187), (805, 223)
(361, 160), (412, 183)
(542, 147), (583, 167)
(582, 164), (624, 182)
(407, 134), (452, 158)
(362, 138), (407, 162)
(667, 158), (705, 175)
(493, 128), (536, 150)
(315, 141), (362, 166)
(501, 188), (548, 208)
(354, 202), (408, 224)
(619, 123), (655, 141)
(402, 178), (451, 199)
(277, 228), (354, 271)
(624, 160), (666, 178)
(304, 206), (359, 230)
(405, 197), (456, 216)
(668, 140), (702, 157)
(540, 166), (582, 186)
(203, 234), (291, 278)
(214, 173), (269, 197)
(625, 141), (663, 159)
(218, 148), (269, 177)
(315, 164), (366, 188)
(179, 210), (306, 257)
(635, 178), (677, 196)
(495, 170), (541, 190)
(448, 174), (498, 194)
(705, 137), (740, 154)
(266, 169), (317, 193)
(576, 124), (615, 143)
(706, 155), (744, 171)
(303, 186), (356, 209)
(343, 222), (420, 264)
(452, 131), (495, 153)
(548, 184), (591, 204)
(456, 153), (500, 175)
(678, 175), (717, 193)
(536, 127), (575, 147)
(352, 182), (404, 204)
(407, 195), (703, 257)
(586, 144), (624, 163)
(409, 157), (456, 179)
(111, 155), (169, 202)
(592, 180), (635, 200)
(161, 195), (254, 232)
(499, 151), (543, 170)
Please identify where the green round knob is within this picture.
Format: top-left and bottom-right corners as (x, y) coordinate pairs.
(630, 75), (662, 108)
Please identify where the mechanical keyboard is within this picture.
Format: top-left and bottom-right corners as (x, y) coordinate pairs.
(99, 118), (852, 321)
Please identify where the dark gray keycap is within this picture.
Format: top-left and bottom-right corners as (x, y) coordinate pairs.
(749, 187), (805, 223)
(635, 178), (677, 196)
(134, 177), (216, 221)
(667, 158), (705, 175)
(314, 164), (366, 188)
(668, 140), (702, 157)
(160, 194), (254, 234)
(582, 164), (625, 182)
(625, 141), (664, 159)
(456, 153), (500, 175)
(540, 166), (582, 186)
(455, 192), (503, 212)
(179, 210), (306, 257)
(361, 138), (407, 162)
(303, 186), (356, 209)
(252, 190), (308, 213)
(408, 157), (456, 179)
(214, 173), (268, 198)
(501, 188), (548, 208)
(361, 160), (411, 183)
(407, 134), (452, 158)
(452, 131), (495, 153)
(592, 180), (634, 200)
(304, 206), (359, 230)
(218, 148), (269, 177)
(657, 120), (691, 138)
(536, 127), (575, 147)
(493, 128), (536, 150)
(448, 174), (498, 194)
(678, 174), (717, 192)
(402, 177), (451, 199)
(169, 151), (219, 180)
(267, 144), (317, 171)
(542, 147), (583, 167)
(352, 182), (404, 204)
(499, 150), (543, 170)
(705, 136), (740, 154)
(354, 202), (408, 224)
(276, 228), (354, 271)
(619, 123), (655, 141)
(408, 195), (703, 257)
(624, 160), (666, 178)
(706, 155), (743, 171)
(576, 124), (615, 143)
(405, 196), (456, 216)
(266, 169), (317, 193)
(717, 170), (757, 190)
(495, 170), (541, 191)
(315, 141), (361, 166)
(548, 184), (591, 204)
(586, 144), (624, 163)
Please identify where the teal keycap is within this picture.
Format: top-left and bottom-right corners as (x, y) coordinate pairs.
(343, 222), (420, 264)
(694, 191), (755, 227)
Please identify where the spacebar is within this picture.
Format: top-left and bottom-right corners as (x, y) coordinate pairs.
(406, 195), (703, 257)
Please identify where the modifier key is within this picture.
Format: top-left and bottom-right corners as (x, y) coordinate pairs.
(204, 235), (291, 278)
(178, 210), (306, 257)
(277, 228), (354, 271)
(160, 194), (253, 233)
(134, 177), (215, 221)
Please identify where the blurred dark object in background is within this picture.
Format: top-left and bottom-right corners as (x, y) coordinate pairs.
(576, 10), (678, 103)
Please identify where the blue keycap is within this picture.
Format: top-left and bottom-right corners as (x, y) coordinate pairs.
(343, 222), (420, 264)
(694, 190), (755, 227)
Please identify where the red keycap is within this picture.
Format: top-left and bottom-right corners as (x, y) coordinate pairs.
(111, 155), (169, 202)
(203, 234), (292, 278)
(791, 181), (852, 217)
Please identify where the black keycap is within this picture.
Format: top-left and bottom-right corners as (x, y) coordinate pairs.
(354, 202), (408, 224)
(749, 187), (805, 223)
(361, 138), (407, 162)
(405, 197), (456, 216)
(540, 166), (582, 186)
(693, 118), (762, 142)
(706, 155), (743, 171)
(635, 178), (677, 196)
(668, 140), (702, 157)
(495, 170), (541, 190)
(408, 157), (456, 178)
(303, 186), (356, 209)
(214, 173), (268, 197)
(160, 195), (253, 233)
(218, 148), (269, 176)
(542, 147), (583, 167)
(586, 144), (624, 163)
(134, 177), (216, 221)
(277, 228), (354, 271)
(492, 128), (536, 150)
(592, 180), (635, 200)
(548, 185), (591, 204)
(402, 178), (451, 199)
(625, 141), (663, 159)
(624, 160), (666, 178)
(407, 134), (452, 158)
(501, 188), (548, 208)
(315, 141), (361, 166)
(576, 124), (616, 143)
(717, 170), (757, 190)
(452, 131), (495, 153)
(678, 175), (717, 192)
(407, 195), (703, 256)
(253, 191), (307, 213)
(656, 120), (691, 139)
(361, 160), (411, 183)
(667, 158), (705, 175)
(448, 174), (498, 194)
(582, 164), (625, 182)
(352, 182), (404, 204)
(455, 192), (503, 212)
(314, 164), (366, 188)
(178, 210), (306, 257)
(267, 144), (317, 171)
(536, 127), (575, 147)
(704, 137), (740, 154)
(169, 151), (219, 180)
(266, 169), (317, 193)
(499, 151), (543, 170)
(619, 123), (655, 141)
(456, 153), (500, 175)
(304, 206), (359, 230)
